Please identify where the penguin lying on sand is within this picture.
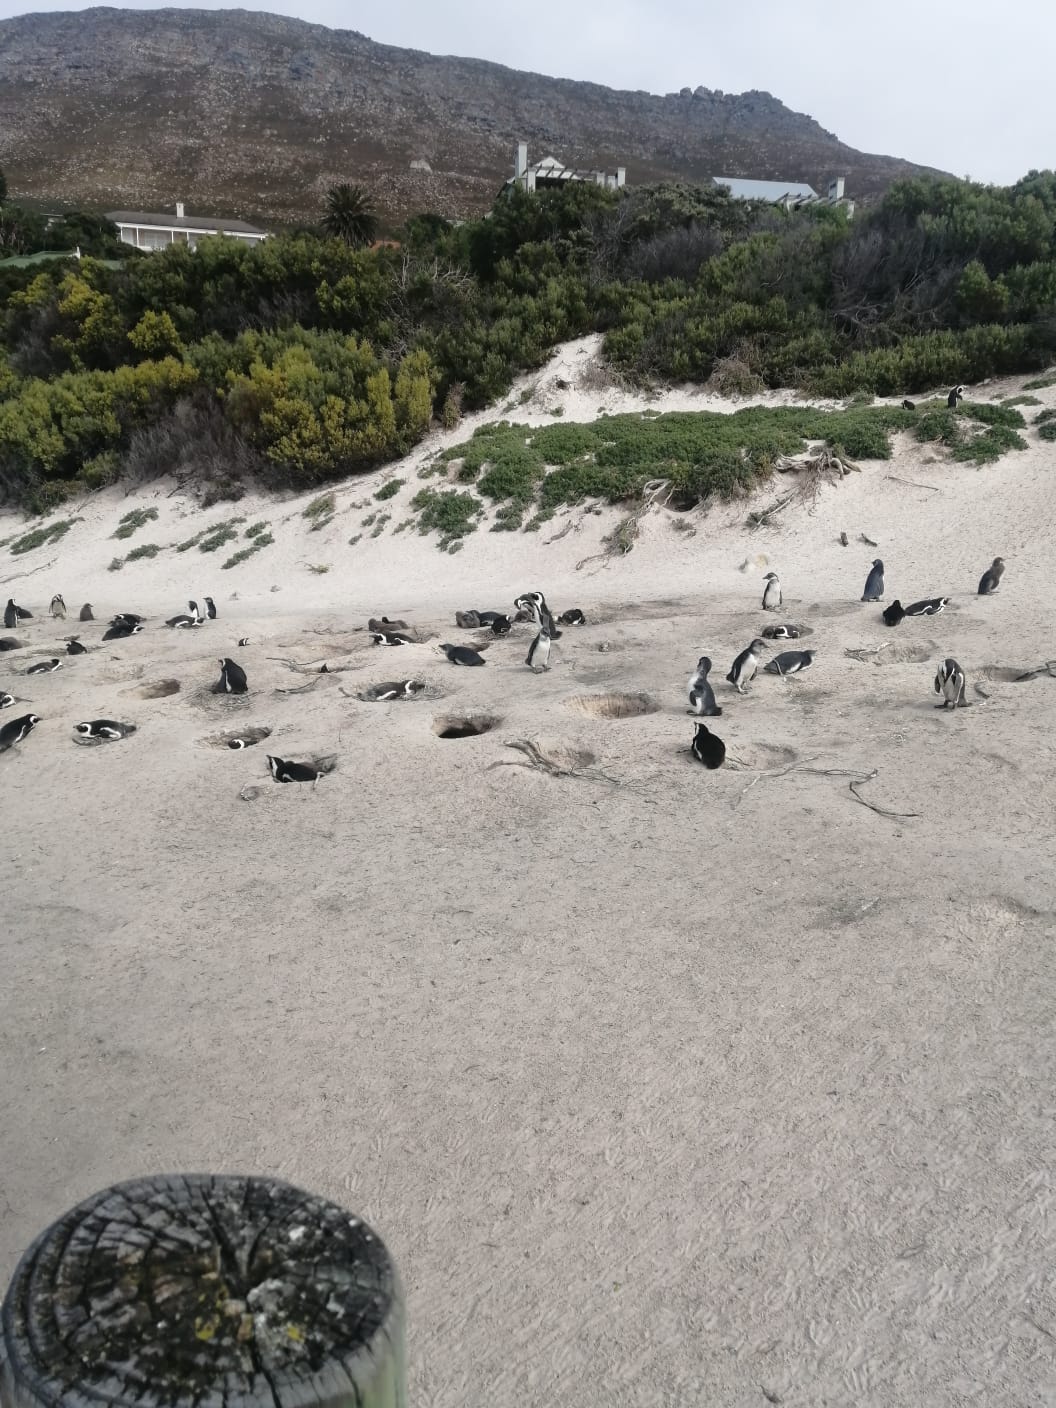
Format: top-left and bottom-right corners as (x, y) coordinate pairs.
(0, 692), (14, 710)
(0, 713), (40, 752)
(25, 659), (62, 674)
(371, 631), (413, 646)
(762, 624), (800, 640)
(691, 723), (726, 769)
(369, 680), (425, 701)
(905, 597), (949, 617)
(75, 720), (136, 741)
(267, 755), (319, 783)
(883, 601), (906, 627)
(439, 643), (486, 666)
(558, 609), (586, 626)
(764, 649), (815, 675)
(65, 637), (88, 655)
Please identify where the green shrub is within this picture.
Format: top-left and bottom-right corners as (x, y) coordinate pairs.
(113, 506), (159, 539)
(1023, 374), (1056, 391)
(244, 519), (271, 537)
(952, 424), (1028, 463)
(374, 478), (403, 500)
(9, 517), (80, 554)
(1001, 394), (1041, 407)
(1038, 422), (1056, 442)
(303, 492), (336, 525)
(223, 532), (274, 567)
(1034, 408), (1056, 424)
(411, 487), (482, 547)
(125, 542), (161, 561)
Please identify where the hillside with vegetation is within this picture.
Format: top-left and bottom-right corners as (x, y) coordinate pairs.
(0, 172), (1055, 515)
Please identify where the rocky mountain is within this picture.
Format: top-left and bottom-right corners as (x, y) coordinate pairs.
(0, 7), (946, 227)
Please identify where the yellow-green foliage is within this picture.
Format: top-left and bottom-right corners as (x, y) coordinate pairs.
(129, 310), (184, 359)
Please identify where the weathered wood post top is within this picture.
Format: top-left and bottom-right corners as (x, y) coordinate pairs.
(1, 1174), (404, 1408)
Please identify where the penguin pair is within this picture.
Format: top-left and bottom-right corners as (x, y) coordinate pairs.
(75, 719), (136, 741)
(167, 600), (203, 628)
(883, 597), (948, 627)
(934, 658), (969, 709)
(214, 658), (248, 694)
(0, 713), (40, 752)
(978, 557), (1005, 595)
(103, 618), (144, 641)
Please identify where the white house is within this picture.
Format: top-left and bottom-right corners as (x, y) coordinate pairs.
(104, 203), (269, 251)
(712, 176), (854, 217)
(506, 143), (626, 195)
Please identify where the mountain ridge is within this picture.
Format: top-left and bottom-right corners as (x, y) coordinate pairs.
(0, 7), (949, 225)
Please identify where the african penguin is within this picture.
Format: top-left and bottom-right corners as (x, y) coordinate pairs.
(371, 631), (413, 646)
(215, 658), (248, 694)
(691, 723), (726, 769)
(25, 659), (62, 674)
(947, 384), (965, 409)
(904, 597), (949, 617)
(0, 692), (14, 710)
(113, 612), (143, 627)
(49, 594), (66, 619)
(267, 755), (320, 783)
(0, 713), (40, 752)
(525, 621), (552, 673)
(65, 637), (88, 655)
(514, 592), (562, 639)
(762, 624), (800, 640)
(102, 622), (143, 641)
(75, 720), (136, 741)
(558, 609), (586, 626)
(203, 597), (217, 620)
(934, 657), (968, 709)
(490, 615), (512, 636)
(455, 610), (481, 629)
(4, 600), (19, 630)
(726, 639), (767, 694)
(79, 603), (94, 622)
(475, 610), (509, 627)
(764, 649), (815, 675)
(861, 559), (885, 602)
(761, 572), (782, 611)
(687, 656), (722, 717)
(901, 399), (916, 411)
(372, 680), (425, 701)
(439, 642), (486, 666)
(237, 637), (251, 647)
(166, 603), (199, 628)
(882, 600), (906, 627)
(978, 557), (1005, 595)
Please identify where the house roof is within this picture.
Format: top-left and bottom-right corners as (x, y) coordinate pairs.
(713, 177), (819, 203)
(105, 211), (268, 234)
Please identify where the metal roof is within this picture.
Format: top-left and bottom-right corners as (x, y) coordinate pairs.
(105, 211), (267, 234)
(713, 177), (819, 203)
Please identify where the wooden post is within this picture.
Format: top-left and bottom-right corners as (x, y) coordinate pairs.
(0, 1174), (404, 1408)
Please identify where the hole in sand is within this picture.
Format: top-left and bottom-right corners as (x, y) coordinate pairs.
(565, 692), (660, 720)
(433, 713), (503, 740)
(977, 664), (1052, 683)
(200, 725), (273, 750)
(734, 742), (799, 769)
(125, 677), (180, 699)
(869, 642), (937, 665)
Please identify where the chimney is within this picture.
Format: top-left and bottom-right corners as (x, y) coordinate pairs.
(617, 167), (626, 188)
(827, 177), (845, 203)
(176, 201), (185, 219)
(515, 142), (528, 181)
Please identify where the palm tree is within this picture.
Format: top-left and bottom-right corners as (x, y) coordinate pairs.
(322, 184), (378, 248)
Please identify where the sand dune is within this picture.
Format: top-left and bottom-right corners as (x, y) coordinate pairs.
(2, 344), (1055, 1406)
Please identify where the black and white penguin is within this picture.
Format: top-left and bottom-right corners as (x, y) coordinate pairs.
(112, 612), (143, 628)
(947, 384), (965, 409)
(267, 754), (319, 783)
(166, 602), (200, 628)
(203, 597), (217, 620)
(238, 636), (251, 647)
(761, 624), (800, 640)
(726, 639), (767, 694)
(761, 572), (782, 611)
(687, 656), (722, 717)
(764, 649), (815, 675)
(901, 399), (916, 411)
(50, 594), (66, 619)
(490, 615), (512, 636)
(0, 712), (40, 752)
(0, 692), (14, 710)
(904, 597), (949, 617)
(978, 557), (1005, 595)
(882, 600), (906, 627)
(861, 559), (885, 602)
(371, 630), (413, 647)
(934, 657), (968, 709)
(474, 610), (509, 627)
(525, 621), (552, 673)
(215, 657), (248, 694)
(439, 642), (486, 666)
(102, 621), (143, 641)
(514, 592), (562, 639)
(691, 722), (726, 769)
(75, 719), (136, 741)
(79, 603), (94, 622)
(558, 609), (586, 626)
(65, 637), (88, 655)
(228, 739), (248, 749)
(4, 600), (19, 630)
(25, 659), (62, 674)
(372, 680), (425, 701)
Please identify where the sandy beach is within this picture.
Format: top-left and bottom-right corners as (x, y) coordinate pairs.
(2, 340), (1055, 1406)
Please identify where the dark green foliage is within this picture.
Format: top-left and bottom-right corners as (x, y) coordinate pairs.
(124, 542), (161, 561)
(197, 523), (242, 552)
(303, 493), (336, 527)
(321, 185), (378, 248)
(374, 478), (403, 500)
(1001, 394), (1041, 407)
(1037, 422), (1056, 442)
(8, 517), (80, 554)
(113, 505), (159, 539)
(244, 519), (271, 537)
(1035, 408), (1056, 424)
(411, 487), (482, 547)
(952, 425), (1028, 463)
(223, 532), (274, 568)
(1023, 373), (1056, 390)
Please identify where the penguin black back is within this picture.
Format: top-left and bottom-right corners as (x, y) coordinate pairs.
(0, 712), (41, 751)
(216, 657), (248, 694)
(691, 723), (726, 770)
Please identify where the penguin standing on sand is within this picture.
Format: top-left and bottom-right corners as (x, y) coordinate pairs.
(691, 723), (726, 769)
(978, 557), (1005, 595)
(687, 656), (722, 716)
(0, 712), (40, 752)
(761, 572), (782, 611)
(947, 385), (965, 409)
(525, 620), (552, 673)
(439, 642), (487, 666)
(934, 658), (968, 709)
(50, 595), (66, 619)
(4, 600), (19, 630)
(203, 597), (217, 620)
(726, 639), (768, 694)
(515, 592), (562, 639)
(267, 754), (320, 784)
(215, 658), (248, 694)
(861, 559), (885, 601)
(79, 603), (94, 622)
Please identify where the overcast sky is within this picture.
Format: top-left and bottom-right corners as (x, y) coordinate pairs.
(2, 0), (1052, 183)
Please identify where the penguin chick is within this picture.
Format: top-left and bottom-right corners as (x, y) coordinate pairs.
(761, 572), (782, 611)
(861, 559), (885, 602)
(687, 656), (722, 716)
(977, 557), (1005, 595)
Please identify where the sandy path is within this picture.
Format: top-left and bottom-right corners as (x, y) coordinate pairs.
(1, 352), (1055, 1405)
